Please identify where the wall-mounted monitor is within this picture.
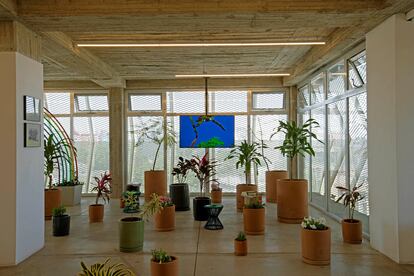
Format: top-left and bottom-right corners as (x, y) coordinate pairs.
(179, 115), (235, 148)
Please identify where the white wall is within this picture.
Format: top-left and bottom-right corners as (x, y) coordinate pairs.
(367, 14), (414, 264)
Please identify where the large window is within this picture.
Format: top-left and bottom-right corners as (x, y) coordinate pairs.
(298, 49), (369, 232)
(44, 92), (110, 193)
(127, 90), (288, 193)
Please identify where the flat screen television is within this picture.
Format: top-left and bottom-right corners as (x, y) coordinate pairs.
(179, 115), (235, 148)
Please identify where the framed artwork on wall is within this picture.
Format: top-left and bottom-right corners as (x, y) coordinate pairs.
(24, 123), (41, 147)
(24, 95), (41, 122)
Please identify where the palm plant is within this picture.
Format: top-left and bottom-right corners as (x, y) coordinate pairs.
(44, 134), (72, 189)
(225, 140), (267, 184)
(79, 258), (135, 276)
(272, 119), (322, 179)
(91, 171), (112, 205)
(336, 184), (364, 221)
(188, 152), (217, 197)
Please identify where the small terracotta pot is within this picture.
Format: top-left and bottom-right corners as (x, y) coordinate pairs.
(236, 184), (257, 211)
(154, 205), (175, 231)
(120, 198), (125, 209)
(89, 204), (104, 223)
(243, 208), (265, 235)
(277, 179), (308, 224)
(342, 219), (362, 244)
(144, 170), (167, 201)
(301, 227), (331, 265)
(45, 189), (62, 220)
(211, 190), (222, 203)
(265, 170), (288, 203)
(150, 256), (178, 276)
(234, 239), (247, 256)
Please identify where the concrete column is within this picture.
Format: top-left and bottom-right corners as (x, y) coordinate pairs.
(0, 21), (44, 266)
(109, 87), (125, 198)
(367, 14), (414, 264)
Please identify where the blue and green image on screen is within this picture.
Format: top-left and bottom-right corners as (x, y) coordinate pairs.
(179, 115), (235, 148)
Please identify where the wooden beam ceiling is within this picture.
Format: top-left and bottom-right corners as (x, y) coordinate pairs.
(0, 0), (17, 18)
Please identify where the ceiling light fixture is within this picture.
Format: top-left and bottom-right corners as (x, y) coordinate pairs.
(175, 73), (290, 78)
(77, 42), (325, 47)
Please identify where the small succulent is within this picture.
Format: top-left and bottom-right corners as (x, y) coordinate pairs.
(151, 249), (173, 264)
(235, 231), (246, 241)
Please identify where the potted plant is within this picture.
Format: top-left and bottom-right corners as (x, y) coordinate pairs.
(134, 119), (176, 201)
(234, 231), (247, 256)
(225, 140), (266, 211)
(122, 191), (140, 213)
(79, 258), (135, 276)
(336, 184), (364, 244)
(58, 178), (83, 206)
(44, 134), (71, 220)
(89, 171), (112, 223)
(52, 205), (70, 236)
(210, 181), (222, 204)
(188, 153), (217, 221)
(121, 184), (141, 209)
(243, 198), (265, 235)
(150, 249), (178, 276)
(301, 217), (331, 265)
(170, 156), (191, 211)
(144, 194), (175, 231)
(272, 119), (322, 223)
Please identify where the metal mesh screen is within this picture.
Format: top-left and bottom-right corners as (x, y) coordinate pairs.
(167, 91), (205, 113)
(44, 93), (71, 114)
(310, 73), (325, 105)
(129, 94), (162, 111)
(348, 51), (367, 89)
(298, 86), (309, 109)
(310, 107), (326, 203)
(252, 92), (284, 109)
(75, 94), (108, 112)
(328, 61), (346, 98)
(208, 90), (248, 113)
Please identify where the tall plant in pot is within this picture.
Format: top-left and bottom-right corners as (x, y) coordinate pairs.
(170, 156), (192, 211)
(336, 184), (364, 244)
(225, 140), (266, 211)
(301, 217), (331, 265)
(272, 119), (322, 223)
(89, 171), (112, 223)
(134, 118), (177, 201)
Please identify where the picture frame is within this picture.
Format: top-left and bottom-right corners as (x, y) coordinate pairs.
(24, 123), (42, 148)
(24, 95), (41, 122)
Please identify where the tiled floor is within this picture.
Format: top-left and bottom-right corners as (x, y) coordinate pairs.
(0, 197), (413, 276)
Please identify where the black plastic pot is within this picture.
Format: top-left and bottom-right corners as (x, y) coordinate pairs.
(170, 183), (190, 211)
(193, 197), (211, 221)
(53, 215), (70, 236)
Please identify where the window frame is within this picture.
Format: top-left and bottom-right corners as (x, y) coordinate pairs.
(74, 93), (109, 114)
(251, 91), (286, 111)
(128, 92), (163, 113)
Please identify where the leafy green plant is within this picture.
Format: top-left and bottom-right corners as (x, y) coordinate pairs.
(188, 153), (218, 197)
(171, 156), (192, 183)
(301, 217), (328, 230)
(52, 206), (67, 217)
(225, 140), (267, 184)
(272, 119), (322, 179)
(134, 118), (177, 171)
(122, 191), (140, 213)
(44, 134), (72, 189)
(78, 258), (135, 276)
(336, 184), (364, 221)
(91, 172), (112, 205)
(244, 201), (265, 209)
(151, 249), (173, 264)
(235, 231), (246, 241)
(58, 178), (84, 187)
(139, 194), (173, 220)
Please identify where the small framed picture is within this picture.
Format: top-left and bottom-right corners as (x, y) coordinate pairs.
(24, 123), (42, 147)
(24, 95), (41, 122)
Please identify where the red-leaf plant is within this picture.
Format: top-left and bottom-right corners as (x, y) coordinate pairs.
(336, 184), (364, 222)
(92, 171), (112, 205)
(188, 152), (217, 197)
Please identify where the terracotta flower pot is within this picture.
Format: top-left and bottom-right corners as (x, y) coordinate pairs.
(342, 219), (362, 244)
(150, 256), (178, 276)
(265, 170), (288, 203)
(89, 204), (104, 223)
(243, 208), (265, 235)
(119, 217), (144, 252)
(277, 179), (308, 224)
(144, 170), (167, 201)
(211, 190), (222, 203)
(234, 239), (247, 256)
(45, 189), (62, 220)
(154, 205), (175, 231)
(236, 184), (257, 211)
(301, 227), (331, 265)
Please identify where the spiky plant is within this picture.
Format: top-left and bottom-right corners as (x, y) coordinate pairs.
(336, 184), (364, 221)
(78, 258), (135, 276)
(91, 172), (112, 205)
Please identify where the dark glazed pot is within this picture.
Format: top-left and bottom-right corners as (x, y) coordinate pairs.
(170, 183), (190, 211)
(193, 197), (211, 221)
(52, 215), (70, 236)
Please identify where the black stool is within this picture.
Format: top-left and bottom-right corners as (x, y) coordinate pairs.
(204, 204), (224, 230)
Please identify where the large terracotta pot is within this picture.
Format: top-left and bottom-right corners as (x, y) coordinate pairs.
(154, 205), (175, 231)
(301, 227), (331, 265)
(234, 239), (247, 256)
(150, 256), (178, 276)
(265, 170), (288, 203)
(45, 189), (62, 220)
(211, 190), (222, 203)
(144, 170), (167, 201)
(89, 204), (104, 223)
(236, 184), (257, 211)
(119, 217), (144, 252)
(342, 219), (362, 244)
(277, 179), (308, 224)
(243, 208), (265, 235)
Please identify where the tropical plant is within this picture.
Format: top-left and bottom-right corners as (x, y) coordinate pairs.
(272, 119), (322, 179)
(134, 118), (176, 171)
(151, 249), (173, 264)
(91, 171), (112, 205)
(58, 178), (83, 186)
(123, 191), (140, 213)
(254, 118), (271, 171)
(52, 205), (67, 217)
(235, 231), (246, 241)
(44, 134), (72, 189)
(301, 217), (328, 230)
(244, 201), (265, 209)
(171, 156), (192, 183)
(188, 152), (218, 197)
(336, 184), (364, 221)
(139, 194), (173, 220)
(78, 258), (135, 276)
(225, 140), (267, 184)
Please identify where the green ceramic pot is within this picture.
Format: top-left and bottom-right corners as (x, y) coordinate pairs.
(119, 217), (144, 252)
